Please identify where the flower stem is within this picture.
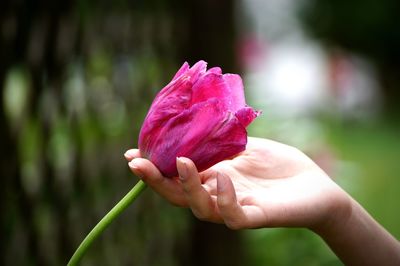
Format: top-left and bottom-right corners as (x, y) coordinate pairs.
(68, 180), (147, 266)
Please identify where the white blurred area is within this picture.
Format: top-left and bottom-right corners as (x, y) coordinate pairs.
(238, 0), (382, 121)
(237, 0), (381, 176)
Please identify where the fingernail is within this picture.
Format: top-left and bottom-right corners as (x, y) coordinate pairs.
(129, 160), (143, 178)
(176, 157), (188, 180)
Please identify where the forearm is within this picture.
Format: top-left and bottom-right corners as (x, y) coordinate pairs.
(314, 198), (400, 266)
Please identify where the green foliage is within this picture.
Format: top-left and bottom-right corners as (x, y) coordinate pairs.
(244, 228), (341, 266)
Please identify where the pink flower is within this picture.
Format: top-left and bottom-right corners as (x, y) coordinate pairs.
(138, 60), (260, 177)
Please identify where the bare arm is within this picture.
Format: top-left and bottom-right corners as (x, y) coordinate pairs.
(313, 198), (400, 266)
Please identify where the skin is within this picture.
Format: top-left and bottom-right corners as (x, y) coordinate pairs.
(125, 137), (400, 265)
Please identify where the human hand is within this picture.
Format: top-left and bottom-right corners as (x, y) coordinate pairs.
(124, 137), (350, 230)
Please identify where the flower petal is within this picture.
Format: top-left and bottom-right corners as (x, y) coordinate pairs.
(139, 78), (193, 153)
(150, 60), (206, 110)
(143, 98), (247, 177)
(191, 72), (247, 113)
(172, 62), (190, 81)
(191, 73), (227, 106)
(139, 61), (208, 161)
(187, 112), (247, 173)
(187, 60), (207, 83)
(207, 67), (222, 75)
(223, 74), (246, 111)
(235, 106), (261, 127)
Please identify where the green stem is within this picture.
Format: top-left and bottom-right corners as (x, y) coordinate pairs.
(68, 180), (147, 266)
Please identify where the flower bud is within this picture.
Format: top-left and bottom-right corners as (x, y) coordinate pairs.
(139, 60), (260, 177)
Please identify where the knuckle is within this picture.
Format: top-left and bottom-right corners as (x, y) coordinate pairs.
(218, 196), (232, 209)
(181, 178), (195, 191)
(182, 183), (192, 193)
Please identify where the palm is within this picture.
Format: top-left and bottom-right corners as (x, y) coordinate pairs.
(126, 137), (343, 229)
(195, 137), (334, 228)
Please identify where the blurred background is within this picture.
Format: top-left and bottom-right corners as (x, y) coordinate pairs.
(1, 0), (399, 265)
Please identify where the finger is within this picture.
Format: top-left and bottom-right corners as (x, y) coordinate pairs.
(217, 173), (248, 229)
(177, 157), (220, 222)
(128, 158), (186, 206)
(124, 149), (141, 161)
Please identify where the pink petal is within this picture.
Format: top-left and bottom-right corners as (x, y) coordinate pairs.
(223, 74), (246, 111)
(191, 72), (247, 113)
(172, 62), (190, 81)
(235, 107), (261, 127)
(191, 73), (227, 106)
(187, 60), (207, 83)
(143, 98), (247, 177)
(154, 60), (206, 108)
(187, 112), (247, 173)
(139, 78), (193, 153)
(207, 67), (222, 75)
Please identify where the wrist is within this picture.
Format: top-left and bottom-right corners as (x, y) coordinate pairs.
(310, 192), (400, 265)
(310, 186), (353, 237)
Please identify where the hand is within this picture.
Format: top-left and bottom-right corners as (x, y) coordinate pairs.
(125, 137), (400, 265)
(124, 137), (350, 230)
